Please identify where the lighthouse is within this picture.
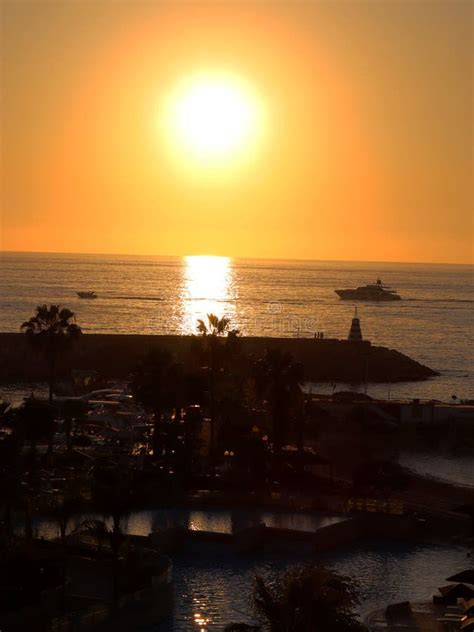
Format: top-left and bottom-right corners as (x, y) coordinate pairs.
(348, 307), (363, 341)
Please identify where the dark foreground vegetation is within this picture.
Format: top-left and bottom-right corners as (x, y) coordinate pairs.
(0, 306), (471, 631)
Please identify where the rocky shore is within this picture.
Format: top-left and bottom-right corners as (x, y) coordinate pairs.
(0, 332), (438, 383)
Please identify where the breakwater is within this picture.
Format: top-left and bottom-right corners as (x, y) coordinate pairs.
(0, 333), (438, 383)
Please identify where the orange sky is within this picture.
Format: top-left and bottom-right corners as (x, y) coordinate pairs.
(1, 0), (472, 263)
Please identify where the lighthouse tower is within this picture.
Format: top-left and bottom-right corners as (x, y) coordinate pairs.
(348, 307), (363, 341)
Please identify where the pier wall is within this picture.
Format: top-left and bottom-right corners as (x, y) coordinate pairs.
(0, 332), (438, 383)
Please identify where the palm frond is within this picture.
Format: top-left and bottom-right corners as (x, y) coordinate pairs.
(21, 304), (82, 339)
(197, 319), (208, 335)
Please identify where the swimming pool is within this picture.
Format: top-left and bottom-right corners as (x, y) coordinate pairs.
(26, 507), (472, 631)
(156, 540), (471, 631)
(30, 505), (347, 540)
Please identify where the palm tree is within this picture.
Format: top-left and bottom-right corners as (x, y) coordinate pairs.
(254, 565), (367, 632)
(197, 313), (235, 336)
(21, 305), (82, 404)
(197, 313), (239, 460)
(48, 481), (85, 612)
(0, 426), (23, 540)
(18, 398), (56, 457)
(60, 399), (87, 450)
(131, 349), (185, 458)
(254, 348), (303, 454)
(92, 465), (143, 607)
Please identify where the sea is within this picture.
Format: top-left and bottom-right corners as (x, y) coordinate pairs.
(1, 251), (472, 402)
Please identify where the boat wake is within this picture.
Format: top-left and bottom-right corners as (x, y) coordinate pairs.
(100, 295), (473, 307)
(404, 298), (474, 303)
(108, 295), (164, 302)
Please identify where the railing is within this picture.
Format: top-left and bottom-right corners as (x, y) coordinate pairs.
(348, 497), (404, 515)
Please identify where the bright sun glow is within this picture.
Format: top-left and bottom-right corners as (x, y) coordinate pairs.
(163, 72), (263, 163)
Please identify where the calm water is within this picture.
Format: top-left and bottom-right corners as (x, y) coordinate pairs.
(29, 506), (346, 540)
(399, 451), (474, 488)
(24, 508), (473, 630)
(1, 252), (473, 400)
(161, 541), (471, 630)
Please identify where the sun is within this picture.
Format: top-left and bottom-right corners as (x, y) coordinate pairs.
(162, 71), (264, 163)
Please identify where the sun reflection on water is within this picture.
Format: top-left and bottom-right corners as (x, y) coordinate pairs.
(193, 597), (212, 631)
(194, 612), (211, 631)
(180, 256), (236, 334)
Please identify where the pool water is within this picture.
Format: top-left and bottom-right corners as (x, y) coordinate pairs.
(155, 541), (471, 631)
(30, 506), (346, 540)
(25, 508), (472, 631)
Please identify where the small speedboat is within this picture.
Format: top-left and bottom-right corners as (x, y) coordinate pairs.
(77, 291), (97, 299)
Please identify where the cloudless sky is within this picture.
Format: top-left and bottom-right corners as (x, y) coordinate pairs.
(1, 0), (472, 263)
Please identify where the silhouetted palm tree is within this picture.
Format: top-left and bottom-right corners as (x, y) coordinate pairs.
(197, 313), (239, 460)
(197, 313), (236, 336)
(0, 426), (23, 540)
(21, 305), (82, 404)
(131, 349), (185, 458)
(48, 481), (85, 612)
(254, 565), (367, 632)
(18, 398), (56, 457)
(60, 399), (87, 450)
(254, 348), (303, 454)
(92, 466), (143, 607)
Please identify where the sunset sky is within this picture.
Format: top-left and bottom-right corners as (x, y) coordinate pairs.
(1, 0), (472, 264)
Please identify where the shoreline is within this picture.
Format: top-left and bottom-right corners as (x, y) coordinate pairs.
(400, 460), (474, 490)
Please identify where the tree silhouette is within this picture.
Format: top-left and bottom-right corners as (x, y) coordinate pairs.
(21, 305), (82, 404)
(18, 398), (56, 457)
(197, 313), (239, 460)
(92, 465), (142, 607)
(254, 565), (367, 632)
(0, 425), (23, 540)
(254, 348), (303, 454)
(60, 399), (88, 450)
(130, 349), (185, 458)
(48, 480), (86, 612)
(197, 313), (239, 337)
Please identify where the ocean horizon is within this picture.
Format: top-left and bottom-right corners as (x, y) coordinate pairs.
(2, 249), (472, 267)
